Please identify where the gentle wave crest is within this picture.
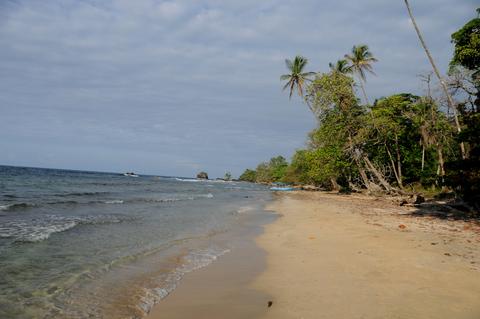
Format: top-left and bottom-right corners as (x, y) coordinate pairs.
(137, 247), (230, 316)
(0, 214), (132, 243)
(0, 194), (214, 212)
(0, 203), (37, 211)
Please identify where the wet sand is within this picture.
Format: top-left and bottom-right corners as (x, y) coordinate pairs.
(147, 191), (480, 319)
(146, 207), (274, 319)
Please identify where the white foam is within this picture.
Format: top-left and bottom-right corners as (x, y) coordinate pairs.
(104, 200), (124, 204)
(0, 214), (128, 243)
(175, 178), (202, 182)
(137, 247), (230, 316)
(236, 205), (254, 214)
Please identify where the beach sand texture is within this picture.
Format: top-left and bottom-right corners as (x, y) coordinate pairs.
(149, 191), (480, 319)
(255, 192), (480, 319)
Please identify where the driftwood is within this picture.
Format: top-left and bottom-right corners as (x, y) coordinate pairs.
(301, 185), (320, 191)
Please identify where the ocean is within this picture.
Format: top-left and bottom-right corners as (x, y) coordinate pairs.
(0, 166), (271, 318)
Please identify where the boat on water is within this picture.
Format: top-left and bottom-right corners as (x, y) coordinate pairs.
(123, 172), (139, 177)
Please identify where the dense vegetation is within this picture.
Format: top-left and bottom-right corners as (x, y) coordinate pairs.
(239, 8), (480, 210)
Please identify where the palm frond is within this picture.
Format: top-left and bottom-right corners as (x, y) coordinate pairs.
(285, 59), (293, 71)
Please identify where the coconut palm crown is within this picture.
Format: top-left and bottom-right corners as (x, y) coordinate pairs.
(344, 45), (377, 80)
(328, 59), (351, 74)
(344, 44), (378, 104)
(280, 55), (316, 99)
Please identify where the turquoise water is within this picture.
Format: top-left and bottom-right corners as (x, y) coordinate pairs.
(0, 166), (271, 318)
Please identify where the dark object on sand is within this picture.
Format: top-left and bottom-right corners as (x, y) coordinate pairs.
(268, 301), (273, 308)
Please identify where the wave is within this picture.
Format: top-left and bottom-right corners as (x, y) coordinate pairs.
(0, 203), (37, 211)
(55, 191), (111, 197)
(0, 193), (214, 213)
(235, 205), (255, 214)
(175, 178), (203, 182)
(136, 247), (230, 316)
(0, 214), (132, 243)
(103, 200), (124, 204)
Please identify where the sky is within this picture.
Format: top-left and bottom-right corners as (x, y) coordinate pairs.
(0, 0), (477, 178)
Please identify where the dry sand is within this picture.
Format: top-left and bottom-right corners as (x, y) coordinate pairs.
(255, 192), (480, 319)
(147, 191), (480, 319)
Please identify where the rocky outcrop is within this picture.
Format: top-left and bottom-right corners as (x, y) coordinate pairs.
(196, 171), (209, 180)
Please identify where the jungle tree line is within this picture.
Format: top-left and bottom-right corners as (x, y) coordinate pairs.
(239, 7), (479, 209)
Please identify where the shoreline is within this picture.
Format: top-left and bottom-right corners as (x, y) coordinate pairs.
(146, 191), (480, 318)
(145, 200), (276, 319)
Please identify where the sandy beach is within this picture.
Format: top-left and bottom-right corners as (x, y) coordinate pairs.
(149, 191), (480, 319)
(255, 192), (480, 319)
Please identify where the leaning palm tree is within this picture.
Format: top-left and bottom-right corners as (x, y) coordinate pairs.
(403, 0), (465, 159)
(280, 55), (317, 115)
(344, 45), (377, 105)
(328, 59), (351, 74)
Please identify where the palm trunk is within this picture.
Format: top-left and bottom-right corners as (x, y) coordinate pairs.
(359, 79), (370, 105)
(437, 144), (445, 177)
(404, 0), (466, 159)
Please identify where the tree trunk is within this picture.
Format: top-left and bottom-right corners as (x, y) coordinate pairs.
(348, 135), (373, 190)
(386, 145), (402, 188)
(437, 144), (445, 177)
(363, 155), (393, 192)
(355, 152), (372, 189)
(404, 0), (466, 159)
(421, 144), (425, 171)
(394, 135), (403, 188)
(330, 177), (340, 191)
(359, 78), (370, 105)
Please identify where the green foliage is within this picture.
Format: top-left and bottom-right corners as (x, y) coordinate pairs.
(367, 94), (454, 186)
(244, 30), (479, 209)
(446, 112), (480, 210)
(239, 156), (289, 184)
(267, 156), (289, 181)
(238, 169), (256, 182)
(447, 8), (480, 209)
(308, 71), (357, 114)
(450, 15), (480, 75)
(224, 172), (232, 181)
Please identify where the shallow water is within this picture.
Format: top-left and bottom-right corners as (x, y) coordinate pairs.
(0, 166), (271, 318)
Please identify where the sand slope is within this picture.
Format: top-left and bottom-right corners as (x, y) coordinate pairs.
(254, 192), (480, 319)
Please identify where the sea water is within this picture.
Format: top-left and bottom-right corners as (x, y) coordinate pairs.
(0, 166), (271, 318)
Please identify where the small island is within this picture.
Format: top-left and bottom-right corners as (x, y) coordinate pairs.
(196, 171), (209, 180)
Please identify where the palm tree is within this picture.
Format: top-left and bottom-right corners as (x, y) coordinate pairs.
(344, 45), (377, 105)
(281, 55), (316, 98)
(280, 55), (317, 115)
(328, 59), (351, 74)
(403, 0), (465, 159)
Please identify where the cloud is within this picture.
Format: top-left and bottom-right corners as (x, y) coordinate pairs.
(0, 0), (477, 177)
